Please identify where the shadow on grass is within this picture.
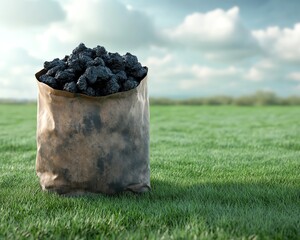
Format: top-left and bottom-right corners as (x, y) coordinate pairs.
(148, 179), (300, 204)
(68, 178), (299, 238)
(152, 180), (299, 238)
(2, 176), (299, 239)
(75, 178), (299, 206)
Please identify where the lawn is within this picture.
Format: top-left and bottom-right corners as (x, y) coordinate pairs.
(0, 104), (299, 239)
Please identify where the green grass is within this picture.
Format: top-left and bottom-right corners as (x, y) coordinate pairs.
(0, 104), (299, 239)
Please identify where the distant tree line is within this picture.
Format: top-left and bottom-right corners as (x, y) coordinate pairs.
(150, 91), (300, 106)
(1, 91), (300, 106)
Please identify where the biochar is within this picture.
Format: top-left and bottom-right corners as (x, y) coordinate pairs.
(38, 43), (148, 96)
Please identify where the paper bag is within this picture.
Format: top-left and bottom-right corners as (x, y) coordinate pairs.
(35, 69), (150, 195)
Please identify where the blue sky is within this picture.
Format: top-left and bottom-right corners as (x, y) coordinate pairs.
(0, 0), (299, 99)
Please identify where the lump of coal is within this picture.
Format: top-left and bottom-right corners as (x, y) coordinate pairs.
(39, 75), (58, 89)
(78, 53), (93, 68)
(63, 81), (77, 93)
(131, 66), (148, 80)
(38, 43), (148, 96)
(85, 66), (99, 85)
(44, 58), (65, 70)
(106, 53), (125, 71)
(86, 57), (105, 68)
(76, 75), (88, 91)
(95, 66), (112, 82)
(115, 71), (127, 84)
(93, 45), (107, 57)
(67, 58), (83, 73)
(122, 76), (139, 91)
(45, 60), (67, 77)
(82, 87), (96, 97)
(55, 70), (75, 83)
(103, 75), (120, 95)
(123, 53), (138, 69)
(72, 43), (87, 55)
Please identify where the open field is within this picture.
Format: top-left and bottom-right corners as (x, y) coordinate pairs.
(0, 104), (299, 239)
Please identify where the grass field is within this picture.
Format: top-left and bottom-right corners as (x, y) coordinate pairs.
(0, 104), (299, 239)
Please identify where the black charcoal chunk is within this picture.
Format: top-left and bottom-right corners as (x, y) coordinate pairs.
(131, 66), (148, 79)
(106, 52), (125, 71)
(86, 57), (105, 67)
(55, 70), (75, 83)
(123, 52), (138, 70)
(93, 45), (107, 57)
(94, 66), (113, 83)
(76, 75), (88, 91)
(44, 58), (58, 70)
(79, 53), (93, 68)
(63, 81), (77, 93)
(94, 88), (103, 96)
(39, 75), (58, 89)
(44, 58), (66, 71)
(115, 71), (127, 84)
(93, 57), (105, 66)
(82, 48), (94, 58)
(103, 76), (120, 95)
(85, 66), (98, 85)
(122, 76), (138, 91)
(65, 68), (76, 75)
(62, 55), (69, 62)
(68, 53), (78, 61)
(82, 87), (96, 96)
(101, 54), (110, 65)
(46, 63), (67, 77)
(72, 43), (87, 55)
(85, 65), (113, 85)
(68, 58), (83, 73)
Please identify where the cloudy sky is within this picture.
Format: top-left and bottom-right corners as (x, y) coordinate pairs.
(0, 0), (300, 99)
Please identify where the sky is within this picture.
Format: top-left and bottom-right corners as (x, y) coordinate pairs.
(0, 0), (300, 100)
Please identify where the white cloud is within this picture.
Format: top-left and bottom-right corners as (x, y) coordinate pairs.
(179, 65), (241, 90)
(287, 72), (300, 82)
(245, 67), (264, 81)
(169, 7), (239, 43)
(252, 23), (300, 62)
(0, 0), (65, 27)
(145, 52), (242, 96)
(191, 65), (239, 79)
(244, 59), (277, 82)
(37, 0), (158, 54)
(164, 6), (258, 58)
(255, 59), (275, 69)
(144, 54), (173, 67)
(0, 48), (41, 99)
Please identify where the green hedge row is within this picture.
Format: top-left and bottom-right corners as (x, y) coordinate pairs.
(1, 91), (300, 106)
(150, 91), (300, 106)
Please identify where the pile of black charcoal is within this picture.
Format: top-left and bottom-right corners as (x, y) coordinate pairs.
(38, 43), (148, 96)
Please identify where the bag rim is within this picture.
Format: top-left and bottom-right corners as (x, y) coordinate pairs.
(35, 68), (148, 99)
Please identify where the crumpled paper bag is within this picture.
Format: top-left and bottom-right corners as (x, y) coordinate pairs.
(35, 69), (150, 195)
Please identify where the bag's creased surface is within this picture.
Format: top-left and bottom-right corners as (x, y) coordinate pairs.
(35, 69), (150, 195)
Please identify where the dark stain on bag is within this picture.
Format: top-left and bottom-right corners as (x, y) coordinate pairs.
(96, 151), (114, 175)
(55, 136), (72, 157)
(59, 168), (72, 183)
(122, 141), (139, 158)
(108, 181), (124, 193)
(121, 127), (131, 142)
(102, 151), (113, 165)
(82, 112), (102, 135)
(129, 141), (147, 171)
(96, 157), (104, 175)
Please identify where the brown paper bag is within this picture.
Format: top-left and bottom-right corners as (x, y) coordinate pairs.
(35, 69), (150, 195)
